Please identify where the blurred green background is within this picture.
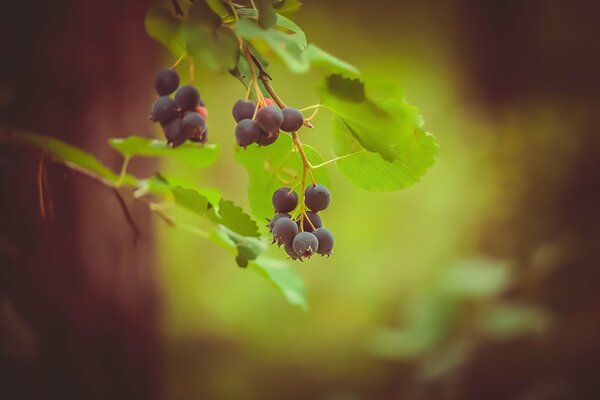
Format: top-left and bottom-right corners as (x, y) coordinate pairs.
(149, 2), (599, 399)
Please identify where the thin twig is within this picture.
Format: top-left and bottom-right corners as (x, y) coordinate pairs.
(113, 188), (141, 245)
(171, 0), (184, 16)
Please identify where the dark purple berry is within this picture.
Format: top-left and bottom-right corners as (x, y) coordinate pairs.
(162, 118), (187, 147)
(256, 130), (279, 146)
(284, 242), (299, 260)
(155, 68), (179, 95)
(272, 217), (298, 246)
(235, 119), (262, 147)
(313, 228), (334, 255)
(280, 107), (304, 132)
(151, 96), (180, 124)
(256, 105), (283, 133)
(232, 99), (256, 122)
(292, 231), (319, 259)
(272, 187), (298, 213)
(297, 211), (322, 232)
(174, 85), (200, 112)
(268, 213), (291, 232)
(305, 184), (330, 212)
(181, 112), (205, 139)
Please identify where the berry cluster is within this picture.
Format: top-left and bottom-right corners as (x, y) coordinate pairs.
(150, 69), (208, 147)
(269, 184), (334, 260)
(232, 99), (304, 148)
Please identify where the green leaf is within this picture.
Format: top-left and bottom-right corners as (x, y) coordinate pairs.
(272, 0), (303, 17)
(108, 136), (219, 169)
(205, 0), (230, 17)
(13, 131), (120, 182)
(235, 19), (357, 75)
(256, 0), (277, 29)
(249, 256), (308, 310)
(235, 134), (329, 221)
(209, 225), (266, 268)
(303, 45), (359, 76)
(144, 6), (184, 56)
(318, 74), (427, 162)
(172, 185), (211, 215)
(332, 117), (438, 191)
(209, 200), (260, 237)
(275, 14), (306, 48)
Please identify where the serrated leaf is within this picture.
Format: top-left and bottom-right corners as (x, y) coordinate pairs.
(318, 75), (426, 162)
(183, 23), (240, 73)
(144, 6), (184, 56)
(249, 256), (308, 310)
(139, 174), (222, 205)
(256, 0), (277, 29)
(210, 199), (260, 237)
(108, 136), (219, 169)
(325, 74), (365, 102)
(235, 134), (329, 221)
(331, 117), (438, 191)
(235, 19), (357, 75)
(172, 185), (211, 215)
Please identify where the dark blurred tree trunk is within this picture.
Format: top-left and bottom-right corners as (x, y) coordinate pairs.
(0, 1), (162, 399)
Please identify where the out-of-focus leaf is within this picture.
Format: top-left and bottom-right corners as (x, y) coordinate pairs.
(272, 0), (302, 17)
(209, 227), (307, 308)
(249, 256), (308, 310)
(209, 225), (266, 268)
(13, 131), (123, 182)
(480, 304), (549, 339)
(256, 0), (277, 29)
(235, 134), (329, 221)
(108, 136), (220, 169)
(440, 259), (509, 298)
(332, 116), (438, 191)
(275, 14), (306, 48)
(205, 0), (230, 17)
(235, 19), (357, 75)
(144, 6), (184, 56)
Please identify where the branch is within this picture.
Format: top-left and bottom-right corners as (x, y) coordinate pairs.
(171, 0), (184, 16)
(113, 188), (141, 245)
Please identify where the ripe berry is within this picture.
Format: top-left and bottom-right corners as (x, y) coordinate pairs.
(272, 187), (298, 213)
(235, 119), (262, 147)
(151, 96), (180, 124)
(256, 105), (283, 133)
(195, 105), (208, 119)
(268, 212), (291, 232)
(181, 112), (205, 139)
(292, 231), (319, 259)
(280, 107), (304, 132)
(232, 99), (256, 122)
(313, 227), (334, 255)
(155, 69), (179, 96)
(304, 184), (331, 212)
(174, 85), (200, 112)
(284, 242), (299, 260)
(189, 127), (207, 143)
(272, 217), (298, 246)
(297, 211), (322, 232)
(162, 118), (186, 147)
(256, 130), (279, 146)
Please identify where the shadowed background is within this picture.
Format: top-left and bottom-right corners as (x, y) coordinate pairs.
(1, 0), (599, 399)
